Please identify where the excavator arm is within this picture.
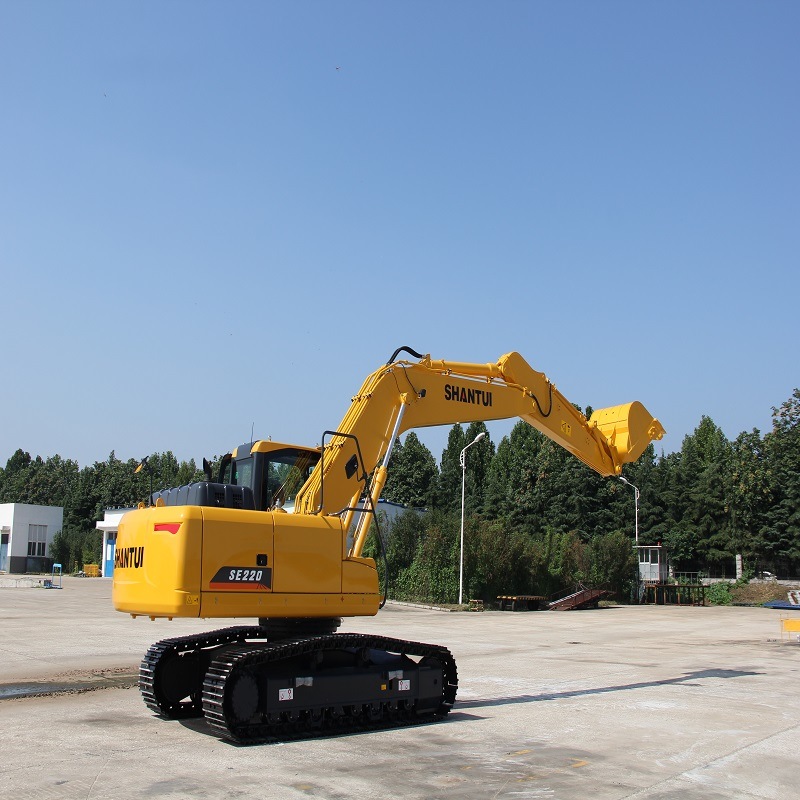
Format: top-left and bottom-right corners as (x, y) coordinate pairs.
(295, 348), (664, 555)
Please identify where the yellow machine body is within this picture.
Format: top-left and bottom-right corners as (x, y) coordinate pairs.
(113, 496), (380, 620)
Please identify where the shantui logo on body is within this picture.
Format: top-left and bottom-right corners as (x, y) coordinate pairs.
(115, 546), (144, 569)
(444, 384), (493, 407)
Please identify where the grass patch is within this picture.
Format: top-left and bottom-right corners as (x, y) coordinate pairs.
(730, 581), (797, 605)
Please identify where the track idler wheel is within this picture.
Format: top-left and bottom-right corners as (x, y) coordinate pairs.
(227, 670), (260, 725)
(153, 651), (203, 717)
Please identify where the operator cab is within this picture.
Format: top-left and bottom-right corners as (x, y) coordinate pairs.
(215, 441), (321, 512)
(151, 441), (321, 512)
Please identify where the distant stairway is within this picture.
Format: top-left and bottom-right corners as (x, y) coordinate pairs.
(548, 583), (611, 611)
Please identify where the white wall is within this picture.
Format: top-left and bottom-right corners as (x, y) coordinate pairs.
(0, 503), (64, 571)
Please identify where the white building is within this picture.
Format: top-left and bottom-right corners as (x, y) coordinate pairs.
(95, 508), (133, 578)
(0, 503), (64, 574)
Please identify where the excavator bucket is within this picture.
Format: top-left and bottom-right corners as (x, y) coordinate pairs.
(589, 402), (665, 466)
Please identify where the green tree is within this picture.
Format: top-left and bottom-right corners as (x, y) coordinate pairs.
(484, 422), (543, 529)
(681, 417), (734, 567)
(762, 390), (800, 572)
(464, 518), (543, 602)
(49, 529), (70, 568)
(589, 530), (638, 598)
(462, 422), (493, 516)
(437, 425), (466, 512)
(483, 434), (513, 517)
(0, 450), (36, 503)
(646, 450), (684, 550)
(385, 510), (426, 575)
(527, 438), (593, 535)
(654, 417), (733, 572)
(399, 511), (460, 603)
(550, 529), (589, 587)
(382, 433), (439, 508)
(729, 429), (770, 571)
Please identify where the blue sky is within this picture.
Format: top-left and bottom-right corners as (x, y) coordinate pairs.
(1, 2), (797, 469)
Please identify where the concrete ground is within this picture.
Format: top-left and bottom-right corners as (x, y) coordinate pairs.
(0, 578), (798, 799)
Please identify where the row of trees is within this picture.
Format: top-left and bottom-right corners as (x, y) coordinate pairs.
(1, 388), (797, 599)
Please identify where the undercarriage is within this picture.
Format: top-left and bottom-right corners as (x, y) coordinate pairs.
(139, 624), (458, 744)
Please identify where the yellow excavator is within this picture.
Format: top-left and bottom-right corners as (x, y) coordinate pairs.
(113, 347), (664, 743)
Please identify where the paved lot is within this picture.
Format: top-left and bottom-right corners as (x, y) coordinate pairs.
(0, 578), (798, 799)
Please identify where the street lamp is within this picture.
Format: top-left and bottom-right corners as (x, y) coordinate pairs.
(459, 431), (486, 605)
(618, 475), (640, 545)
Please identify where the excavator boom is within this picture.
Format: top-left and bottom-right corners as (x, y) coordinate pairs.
(295, 350), (664, 545)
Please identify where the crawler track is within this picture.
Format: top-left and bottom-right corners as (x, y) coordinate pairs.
(140, 626), (269, 718)
(140, 628), (458, 743)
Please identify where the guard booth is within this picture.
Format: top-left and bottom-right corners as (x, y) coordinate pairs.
(637, 543), (705, 605)
(638, 544), (669, 583)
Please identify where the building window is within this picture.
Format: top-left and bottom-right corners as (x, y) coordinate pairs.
(28, 524), (47, 557)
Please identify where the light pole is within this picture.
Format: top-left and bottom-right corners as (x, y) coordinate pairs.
(618, 475), (640, 545)
(459, 431), (486, 605)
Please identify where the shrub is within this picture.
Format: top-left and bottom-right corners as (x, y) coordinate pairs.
(705, 581), (733, 605)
